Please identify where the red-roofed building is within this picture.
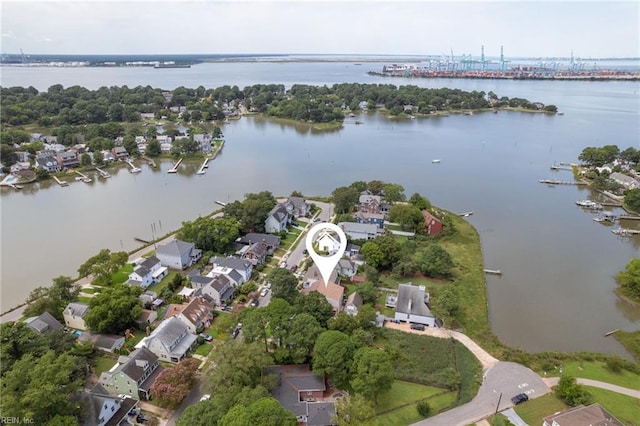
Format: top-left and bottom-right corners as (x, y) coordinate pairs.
(421, 210), (443, 236)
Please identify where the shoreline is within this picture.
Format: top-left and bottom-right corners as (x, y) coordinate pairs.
(368, 71), (640, 82)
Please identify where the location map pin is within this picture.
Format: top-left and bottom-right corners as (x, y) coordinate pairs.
(305, 222), (347, 288)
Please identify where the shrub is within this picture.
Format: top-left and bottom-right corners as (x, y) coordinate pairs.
(416, 400), (431, 417)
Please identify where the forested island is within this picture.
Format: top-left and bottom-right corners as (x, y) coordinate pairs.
(0, 83), (555, 172)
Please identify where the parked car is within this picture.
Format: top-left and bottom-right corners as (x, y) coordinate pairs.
(250, 298), (259, 307)
(410, 323), (425, 331)
(280, 261), (287, 268)
(302, 249), (308, 254)
(199, 333), (213, 342)
(290, 265), (298, 272)
(511, 393), (529, 405)
(313, 217), (321, 222)
(232, 325), (241, 339)
(260, 288), (268, 297)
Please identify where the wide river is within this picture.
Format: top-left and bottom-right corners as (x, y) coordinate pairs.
(1, 60), (639, 356)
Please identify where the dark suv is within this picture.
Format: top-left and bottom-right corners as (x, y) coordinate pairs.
(410, 323), (425, 331)
(511, 393), (528, 405)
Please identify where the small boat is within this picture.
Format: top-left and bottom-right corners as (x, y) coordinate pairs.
(432, 159), (441, 163)
(463, 111), (473, 116)
(349, 113), (356, 118)
(557, 112), (564, 116)
(410, 115), (416, 119)
(130, 167), (141, 173)
(593, 216), (606, 223)
(355, 121), (363, 125)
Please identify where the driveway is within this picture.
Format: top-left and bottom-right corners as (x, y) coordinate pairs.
(411, 362), (550, 426)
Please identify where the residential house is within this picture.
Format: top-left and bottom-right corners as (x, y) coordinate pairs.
(35, 150), (62, 173)
(337, 259), (357, 279)
(63, 302), (91, 330)
(200, 275), (235, 306)
(265, 365), (336, 426)
(421, 211), (443, 236)
(164, 297), (214, 334)
(304, 264), (340, 287)
(136, 316), (198, 363)
(237, 233), (281, 254)
(156, 135), (172, 146)
(193, 134), (213, 154)
(338, 222), (383, 240)
(610, 172), (640, 189)
(394, 283), (437, 327)
(346, 243), (361, 259)
(112, 146), (128, 160)
(358, 194), (382, 214)
(139, 291), (158, 306)
(189, 272), (216, 290)
(113, 136), (124, 146)
(45, 143), (66, 152)
(542, 403), (624, 426)
(43, 135), (58, 144)
(14, 151), (30, 162)
(126, 256), (167, 289)
(78, 388), (138, 426)
(135, 136), (147, 145)
(102, 150), (116, 163)
(10, 161), (31, 173)
(156, 240), (202, 270)
(301, 267), (345, 314)
(265, 203), (291, 233)
(209, 256), (253, 285)
(56, 151), (80, 169)
(98, 347), (163, 400)
(286, 196), (311, 217)
(77, 332), (125, 353)
(24, 311), (63, 334)
(354, 211), (385, 228)
(316, 232), (341, 255)
(135, 309), (158, 328)
(30, 133), (45, 142)
(237, 242), (268, 265)
(345, 293), (363, 316)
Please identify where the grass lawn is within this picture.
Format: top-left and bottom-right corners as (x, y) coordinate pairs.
(514, 393), (568, 425)
(375, 380), (455, 426)
(77, 296), (93, 304)
(280, 229), (302, 250)
(81, 287), (99, 294)
(194, 343), (213, 357)
(93, 355), (118, 376)
(615, 330), (640, 362)
(147, 271), (179, 295)
(561, 360), (640, 390)
(110, 263), (134, 285)
(585, 386), (640, 426)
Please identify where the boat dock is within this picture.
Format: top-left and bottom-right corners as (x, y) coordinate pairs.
(539, 179), (587, 185)
(133, 237), (151, 244)
(600, 202), (622, 207)
(550, 165), (573, 171)
(605, 329), (620, 337)
(126, 160), (141, 173)
(459, 211), (474, 217)
(196, 157), (210, 175)
(612, 228), (640, 236)
(619, 215), (640, 221)
(95, 168), (111, 178)
(142, 156), (156, 168)
(168, 158), (183, 173)
(53, 175), (68, 187)
(484, 269), (502, 275)
(215, 200), (227, 207)
(74, 171), (92, 183)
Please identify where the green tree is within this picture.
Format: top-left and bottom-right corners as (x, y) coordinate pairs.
(408, 193), (432, 210)
(23, 275), (79, 321)
(333, 394), (378, 426)
(415, 244), (454, 277)
(367, 180), (385, 195)
(176, 216), (241, 253)
(360, 241), (384, 269)
(0, 350), (86, 422)
(273, 313), (323, 364)
(416, 400), (431, 417)
(616, 258), (640, 301)
(268, 268), (299, 304)
(431, 286), (459, 320)
(312, 330), (355, 389)
(294, 291), (334, 328)
(388, 204), (423, 231)
(624, 188), (640, 212)
(175, 400), (219, 426)
(382, 183), (405, 203)
(93, 150), (104, 166)
(203, 341), (274, 394)
(356, 282), (378, 305)
(223, 191), (277, 233)
(556, 375), (593, 406)
(146, 139), (161, 156)
(84, 284), (142, 334)
(0, 322), (48, 376)
(77, 248), (128, 285)
(80, 152), (92, 166)
(220, 397), (296, 426)
(332, 186), (359, 214)
(351, 347), (395, 404)
(240, 306), (272, 350)
(328, 312), (360, 335)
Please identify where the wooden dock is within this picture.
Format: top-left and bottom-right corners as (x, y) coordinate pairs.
(539, 179), (587, 186)
(484, 269), (502, 276)
(142, 156), (156, 168)
(53, 176), (68, 187)
(619, 215), (640, 221)
(168, 158), (183, 173)
(95, 167), (111, 178)
(126, 160), (141, 173)
(196, 157), (210, 175)
(134, 237), (150, 244)
(604, 329), (620, 337)
(550, 165), (573, 171)
(74, 171), (92, 183)
(600, 202), (622, 207)
(612, 228), (640, 236)
(459, 211), (474, 217)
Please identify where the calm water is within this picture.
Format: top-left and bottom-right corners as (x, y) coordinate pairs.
(1, 62), (639, 356)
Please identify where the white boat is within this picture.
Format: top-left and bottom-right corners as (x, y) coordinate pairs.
(130, 167), (141, 173)
(593, 216), (606, 223)
(575, 200), (603, 210)
(432, 159), (441, 163)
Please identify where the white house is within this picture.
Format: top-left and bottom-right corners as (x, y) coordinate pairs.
(63, 302), (91, 330)
(264, 203), (291, 233)
(136, 317), (198, 363)
(286, 196), (310, 217)
(156, 240), (202, 270)
(394, 283), (437, 327)
(200, 276), (235, 306)
(338, 222), (383, 240)
(345, 292), (363, 316)
(126, 256), (167, 289)
(209, 256), (253, 285)
(337, 259), (357, 279)
(316, 232), (341, 254)
(610, 172), (640, 189)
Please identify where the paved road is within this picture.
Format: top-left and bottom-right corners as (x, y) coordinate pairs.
(544, 377), (640, 398)
(412, 362), (550, 426)
(167, 377), (207, 426)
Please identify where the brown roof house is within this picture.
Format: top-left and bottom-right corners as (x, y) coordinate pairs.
(421, 210), (443, 236)
(543, 403), (624, 426)
(164, 297), (214, 334)
(302, 266), (345, 313)
(265, 365), (336, 426)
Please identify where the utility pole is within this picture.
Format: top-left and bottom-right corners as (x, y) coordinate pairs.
(494, 392), (503, 415)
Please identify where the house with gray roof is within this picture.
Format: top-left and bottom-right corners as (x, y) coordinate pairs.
(394, 283), (437, 327)
(265, 203), (291, 233)
(35, 150), (61, 173)
(337, 259), (357, 279)
(237, 242), (267, 265)
(338, 222), (384, 240)
(136, 316), (197, 363)
(237, 233), (281, 254)
(126, 256), (167, 289)
(610, 172), (640, 189)
(199, 275), (235, 306)
(98, 347), (163, 400)
(265, 365), (335, 426)
(209, 256), (253, 284)
(358, 194), (382, 214)
(56, 150), (80, 169)
(156, 240), (202, 270)
(63, 302), (91, 330)
(286, 196), (311, 217)
(79, 386), (138, 426)
(345, 293), (363, 316)
(24, 311), (63, 334)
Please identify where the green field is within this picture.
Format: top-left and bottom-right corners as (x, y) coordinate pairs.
(514, 393), (568, 425)
(615, 330), (640, 362)
(375, 380), (456, 426)
(93, 355), (118, 376)
(562, 360), (640, 390)
(194, 342), (214, 356)
(585, 386), (640, 426)
(110, 263), (134, 285)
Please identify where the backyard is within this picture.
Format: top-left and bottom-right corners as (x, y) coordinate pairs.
(375, 380), (456, 425)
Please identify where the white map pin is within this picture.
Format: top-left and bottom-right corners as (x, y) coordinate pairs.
(305, 222), (347, 288)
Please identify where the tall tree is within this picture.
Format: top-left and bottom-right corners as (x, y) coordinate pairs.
(203, 341), (274, 394)
(332, 186), (359, 214)
(223, 192), (277, 233)
(84, 284), (142, 334)
(312, 330), (355, 389)
(333, 394), (378, 426)
(273, 313), (322, 364)
(388, 204), (423, 231)
(408, 193), (432, 210)
(382, 183), (405, 203)
(176, 216), (241, 253)
(219, 397), (296, 426)
(23, 275), (79, 321)
(268, 269), (299, 304)
(350, 347), (395, 404)
(616, 258), (640, 301)
(294, 291), (335, 328)
(150, 358), (200, 409)
(415, 244), (454, 277)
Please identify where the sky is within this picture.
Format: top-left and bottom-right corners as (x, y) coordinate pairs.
(1, 0), (639, 58)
